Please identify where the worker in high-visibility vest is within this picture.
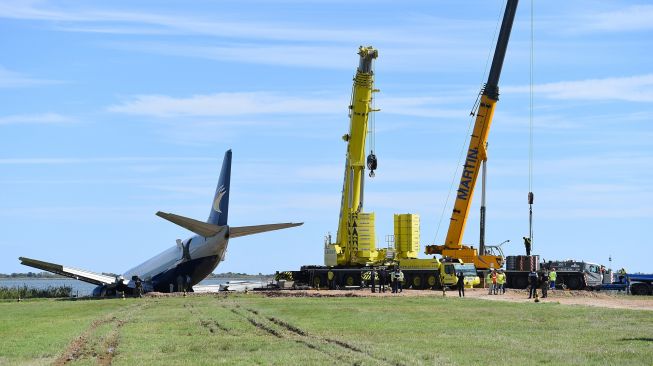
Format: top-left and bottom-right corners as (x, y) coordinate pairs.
(497, 269), (506, 294)
(491, 269), (498, 295)
(327, 270), (335, 290)
(397, 269), (404, 293)
(390, 269), (398, 293)
(548, 268), (557, 290)
(486, 271), (493, 294)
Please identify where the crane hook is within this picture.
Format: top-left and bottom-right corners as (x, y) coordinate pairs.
(367, 151), (377, 177)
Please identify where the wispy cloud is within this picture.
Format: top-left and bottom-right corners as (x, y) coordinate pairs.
(0, 66), (60, 88)
(576, 5), (653, 33)
(503, 74), (653, 102)
(0, 112), (73, 125)
(108, 91), (471, 120)
(0, 1), (447, 44)
(0, 157), (214, 165)
(0, 1), (495, 71)
(105, 42), (357, 69)
(108, 92), (345, 117)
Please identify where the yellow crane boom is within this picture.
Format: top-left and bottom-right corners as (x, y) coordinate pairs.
(325, 46), (380, 267)
(425, 0), (519, 270)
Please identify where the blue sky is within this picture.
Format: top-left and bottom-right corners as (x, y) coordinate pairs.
(1, 0), (651, 275)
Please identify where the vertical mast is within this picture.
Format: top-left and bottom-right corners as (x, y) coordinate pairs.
(443, 0), (518, 249)
(331, 46), (379, 265)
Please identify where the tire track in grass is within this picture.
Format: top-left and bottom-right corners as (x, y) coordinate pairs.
(185, 301), (232, 336)
(235, 307), (347, 362)
(199, 319), (232, 334)
(54, 303), (140, 366)
(265, 314), (399, 365)
(239, 307), (397, 365)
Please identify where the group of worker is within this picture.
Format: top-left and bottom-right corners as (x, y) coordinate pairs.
(528, 267), (557, 299)
(367, 267), (404, 294)
(485, 269), (507, 295)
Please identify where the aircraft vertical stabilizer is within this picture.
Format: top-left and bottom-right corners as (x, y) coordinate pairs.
(208, 149), (231, 226)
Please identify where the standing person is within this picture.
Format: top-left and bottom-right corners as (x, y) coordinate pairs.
(370, 268), (376, 293)
(327, 270), (335, 290)
(391, 269), (398, 293)
(497, 269), (506, 294)
(541, 270), (549, 298)
(491, 269), (498, 295)
(397, 268), (404, 293)
(457, 271), (465, 297)
(380, 267), (387, 293)
(186, 274), (192, 292)
(134, 276), (143, 298)
(486, 271), (493, 294)
(528, 270), (538, 299)
(523, 236), (532, 256)
(549, 268), (557, 290)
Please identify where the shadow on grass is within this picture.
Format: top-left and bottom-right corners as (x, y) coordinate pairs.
(620, 337), (653, 342)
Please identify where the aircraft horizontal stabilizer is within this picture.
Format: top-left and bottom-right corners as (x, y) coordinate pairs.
(18, 257), (117, 286)
(156, 211), (224, 237)
(229, 222), (303, 238)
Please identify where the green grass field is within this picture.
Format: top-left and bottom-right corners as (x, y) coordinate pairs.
(1, 294), (651, 365)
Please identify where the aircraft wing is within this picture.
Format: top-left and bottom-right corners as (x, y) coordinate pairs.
(229, 222), (303, 238)
(18, 257), (117, 286)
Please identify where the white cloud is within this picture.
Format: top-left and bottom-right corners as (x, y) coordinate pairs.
(0, 157), (214, 165)
(0, 66), (60, 88)
(108, 91), (474, 120)
(379, 96), (466, 118)
(0, 1), (441, 44)
(503, 74), (653, 102)
(578, 5), (653, 33)
(108, 92), (346, 117)
(0, 112), (73, 125)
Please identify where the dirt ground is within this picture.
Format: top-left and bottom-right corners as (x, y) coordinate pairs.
(254, 288), (653, 311)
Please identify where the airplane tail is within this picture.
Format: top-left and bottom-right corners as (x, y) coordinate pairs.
(208, 149), (231, 226)
(156, 149), (302, 238)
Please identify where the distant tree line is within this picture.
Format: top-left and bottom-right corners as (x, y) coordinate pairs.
(1, 271), (272, 279)
(0, 285), (72, 299)
(0, 272), (65, 279)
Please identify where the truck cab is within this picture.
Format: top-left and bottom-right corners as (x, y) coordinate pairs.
(445, 263), (480, 288)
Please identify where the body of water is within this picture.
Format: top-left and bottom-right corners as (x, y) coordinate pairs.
(0, 277), (270, 297)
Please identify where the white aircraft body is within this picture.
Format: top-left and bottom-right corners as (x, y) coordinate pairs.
(19, 150), (302, 296)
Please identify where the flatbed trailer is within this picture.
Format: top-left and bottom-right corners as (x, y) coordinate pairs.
(502, 259), (603, 290)
(602, 273), (653, 295)
(504, 269), (597, 290)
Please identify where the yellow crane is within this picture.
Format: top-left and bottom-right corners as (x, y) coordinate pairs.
(325, 46), (380, 267)
(425, 0), (519, 270)
(279, 46), (478, 290)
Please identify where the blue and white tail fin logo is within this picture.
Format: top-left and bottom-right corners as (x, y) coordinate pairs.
(213, 185), (226, 213)
(208, 150), (231, 226)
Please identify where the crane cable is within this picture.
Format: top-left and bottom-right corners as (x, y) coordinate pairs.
(433, 1), (505, 244)
(367, 57), (378, 177)
(528, 0), (535, 252)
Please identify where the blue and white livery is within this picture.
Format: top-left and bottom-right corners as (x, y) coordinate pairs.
(19, 150), (302, 296)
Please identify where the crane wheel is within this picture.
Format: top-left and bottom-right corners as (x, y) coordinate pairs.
(344, 275), (356, 287)
(426, 274), (438, 289)
(412, 275), (423, 289)
(566, 276), (581, 290)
